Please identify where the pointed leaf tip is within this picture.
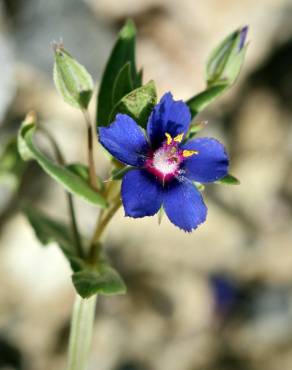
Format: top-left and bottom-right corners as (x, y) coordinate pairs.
(120, 19), (136, 39)
(97, 19), (140, 127)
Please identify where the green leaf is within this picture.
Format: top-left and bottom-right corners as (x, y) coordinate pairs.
(97, 20), (140, 127)
(72, 261), (127, 298)
(135, 68), (143, 87)
(53, 43), (94, 109)
(0, 137), (26, 190)
(186, 84), (227, 118)
(18, 112), (107, 207)
(23, 206), (74, 254)
(23, 206), (85, 272)
(216, 174), (240, 185)
(110, 80), (157, 127)
(112, 62), (134, 106)
(66, 163), (104, 192)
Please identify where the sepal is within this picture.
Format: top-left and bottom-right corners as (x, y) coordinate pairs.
(110, 80), (157, 128)
(215, 174), (240, 185)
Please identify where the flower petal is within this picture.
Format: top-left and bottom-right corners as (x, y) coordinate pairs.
(163, 179), (207, 232)
(181, 138), (229, 183)
(121, 169), (163, 217)
(147, 92), (191, 149)
(99, 114), (149, 167)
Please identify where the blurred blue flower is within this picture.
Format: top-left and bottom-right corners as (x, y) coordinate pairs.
(210, 274), (238, 316)
(99, 92), (229, 231)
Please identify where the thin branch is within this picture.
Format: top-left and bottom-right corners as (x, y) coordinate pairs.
(39, 127), (84, 258)
(88, 194), (122, 262)
(82, 110), (99, 191)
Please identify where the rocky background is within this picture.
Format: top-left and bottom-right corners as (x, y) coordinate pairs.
(1, 0), (292, 369)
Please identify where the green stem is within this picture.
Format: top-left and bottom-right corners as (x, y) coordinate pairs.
(67, 294), (97, 370)
(82, 110), (99, 191)
(39, 127), (84, 257)
(67, 193), (84, 258)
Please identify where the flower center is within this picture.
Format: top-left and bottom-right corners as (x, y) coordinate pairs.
(152, 146), (180, 175)
(144, 132), (198, 183)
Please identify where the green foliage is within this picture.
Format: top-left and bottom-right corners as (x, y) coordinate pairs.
(72, 261), (127, 298)
(66, 163), (104, 191)
(187, 26), (248, 118)
(17, 112), (107, 207)
(186, 84), (227, 118)
(23, 206), (127, 297)
(53, 44), (94, 109)
(110, 80), (157, 128)
(216, 174), (240, 185)
(23, 206), (74, 255)
(97, 20), (141, 127)
(0, 137), (26, 191)
(112, 62), (134, 107)
(23, 206), (83, 273)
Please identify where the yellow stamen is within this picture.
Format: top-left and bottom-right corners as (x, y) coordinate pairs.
(165, 132), (172, 145)
(183, 149), (199, 157)
(174, 133), (184, 143)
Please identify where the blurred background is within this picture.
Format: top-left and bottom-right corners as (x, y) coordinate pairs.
(1, 0), (292, 369)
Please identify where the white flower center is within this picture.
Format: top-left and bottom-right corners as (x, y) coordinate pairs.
(152, 148), (178, 175)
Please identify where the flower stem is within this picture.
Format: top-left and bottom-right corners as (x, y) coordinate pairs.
(88, 180), (122, 262)
(82, 110), (99, 191)
(67, 193), (84, 258)
(67, 294), (97, 370)
(39, 127), (84, 258)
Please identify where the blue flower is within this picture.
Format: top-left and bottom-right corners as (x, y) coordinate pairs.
(99, 92), (229, 231)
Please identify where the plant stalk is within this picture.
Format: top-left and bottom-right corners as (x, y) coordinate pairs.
(67, 294), (97, 370)
(82, 110), (99, 191)
(67, 193), (84, 258)
(39, 127), (83, 257)
(88, 179), (122, 261)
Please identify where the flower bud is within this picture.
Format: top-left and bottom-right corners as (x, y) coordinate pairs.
(205, 26), (249, 86)
(53, 42), (94, 109)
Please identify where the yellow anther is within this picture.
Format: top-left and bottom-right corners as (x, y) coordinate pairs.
(174, 133), (184, 143)
(165, 132), (172, 145)
(182, 149), (199, 157)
